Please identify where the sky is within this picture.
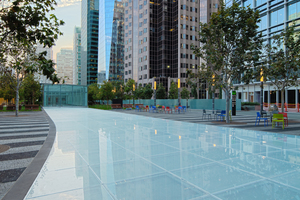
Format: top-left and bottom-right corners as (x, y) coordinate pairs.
(51, 0), (81, 62)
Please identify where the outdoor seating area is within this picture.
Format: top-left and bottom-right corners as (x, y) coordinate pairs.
(255, 110), (288, 130)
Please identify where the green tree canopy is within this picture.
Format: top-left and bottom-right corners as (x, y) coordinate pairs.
(181, 87), (190, 100)
(111, 80), (125, 99)
(192, 2), (262, 123)
(88, 83), (100, 104)
(143, 84), (153, 99)
(124, 79), (136, 100)
(135, 84), (144, 99)
(156, 83), (166, 99)
(168, 81), (178, 99)
(99, 81), (114, 105)
(20, 74), (41, 105)
(0, 72), (15, 103)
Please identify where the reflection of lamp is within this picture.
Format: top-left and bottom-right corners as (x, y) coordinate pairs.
(212, 74), (215, 112)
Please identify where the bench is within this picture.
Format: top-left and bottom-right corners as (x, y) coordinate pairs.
(25, 105), (39, 110)
(111, 104), (122, 109)
(6, 105), (22, 111)
(123, 104), (133, 109)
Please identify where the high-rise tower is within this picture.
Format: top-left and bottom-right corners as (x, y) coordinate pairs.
(81, 0), (99, 85)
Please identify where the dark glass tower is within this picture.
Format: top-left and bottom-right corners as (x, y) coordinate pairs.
(98, 0), (124, 83)
(81, 0), (99, 85)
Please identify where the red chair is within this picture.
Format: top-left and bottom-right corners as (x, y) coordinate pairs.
(279, 112), (288, 126)
(145, 105), (149, 112)
(165, 106), (172, 114)
(161, 106), (165, 113)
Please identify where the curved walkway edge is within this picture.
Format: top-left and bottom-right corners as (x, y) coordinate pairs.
(2, 109), (56, 200)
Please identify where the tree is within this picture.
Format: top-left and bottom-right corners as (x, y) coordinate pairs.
(143, 84), (153, 99)
(156, 83), (166, 99)
(168, 81), (178, 99)
(0, 0), (64, 116)
(192, 2), (262, 123)
(88, 83), (100, 104)
(0, 72), (15, 103)
(181, 87), (190, 108)
(135, 84), (145, 99)
(111, 80), (125, 99)
(0, 0), (64, 48)
(124, 79), (135, 100)
(20, 74), (41, 105)
(99, 81), (114, 105)
(253, 26), (300, 112)
(1, 42), (59, 116)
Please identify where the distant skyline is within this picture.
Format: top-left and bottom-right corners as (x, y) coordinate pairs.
(51, 0), (81, 62)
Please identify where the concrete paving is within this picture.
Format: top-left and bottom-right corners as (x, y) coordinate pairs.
(112, 109), (300, 135)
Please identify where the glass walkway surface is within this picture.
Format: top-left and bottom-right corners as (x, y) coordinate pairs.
(25, 108), (300, 200)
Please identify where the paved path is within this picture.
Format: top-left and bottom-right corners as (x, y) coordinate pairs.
(112, 109), (300, 135)
(0, 111), (49, 199)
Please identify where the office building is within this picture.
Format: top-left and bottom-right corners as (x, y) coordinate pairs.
(73, 27), (82, 85)
(81, 0), (99, 85)
(98, 0), (125, 83)
(233, 0), (300, 105)
(35, 44), (53, 84)
(123, 0), (219, 98)
(56, 49), (73, 84)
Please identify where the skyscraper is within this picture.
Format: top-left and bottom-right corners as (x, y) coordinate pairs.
(56, 49), (73, 84)
(123, 0), (218, 97)
(98, 0), (125, 83)
(73, 27), (81, 85)
(81, 0), (99, 86)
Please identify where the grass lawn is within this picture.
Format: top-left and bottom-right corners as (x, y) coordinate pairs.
(0, 106), (41, 112)
(89, 105), (112, 110)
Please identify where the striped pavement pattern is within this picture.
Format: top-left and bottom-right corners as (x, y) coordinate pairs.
(0, 112), (49, 199)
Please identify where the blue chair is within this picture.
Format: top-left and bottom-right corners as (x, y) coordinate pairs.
(217, 110), (226, 121)
(182, 106), (187, 112)
(149, 106), (157, 113)
(255, 112), (268, 126)
(135, 105), (141, 112)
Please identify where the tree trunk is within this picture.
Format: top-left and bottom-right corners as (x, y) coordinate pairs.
(15, 71), (20, 117)
(281, 89), (284, 113)
(226, 89), (230, 123)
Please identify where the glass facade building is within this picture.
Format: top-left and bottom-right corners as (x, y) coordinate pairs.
(73, 27), (81, 85)
(81, 0), (99, 86)
(98, 0), (124, 83)
(231, 0), (300, 104)
(42, 84), (88, 107)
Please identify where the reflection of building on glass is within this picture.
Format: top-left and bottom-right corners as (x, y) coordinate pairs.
(98, 0), (124, 84)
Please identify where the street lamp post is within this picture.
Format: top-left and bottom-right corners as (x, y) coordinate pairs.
(154, 81), (156, 106)
(178, 79), (180, 106)
(133, 84), (135, 107)
(212, 74), (215, 113)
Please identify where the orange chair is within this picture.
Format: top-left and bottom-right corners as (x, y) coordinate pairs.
(279, 112), (288, 126)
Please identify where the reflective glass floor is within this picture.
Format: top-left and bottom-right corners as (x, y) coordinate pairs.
(25, 108), (300, 200)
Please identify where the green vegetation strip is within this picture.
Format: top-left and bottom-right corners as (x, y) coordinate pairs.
(0, 106), (41, 112)
(89, 105), (112, 110)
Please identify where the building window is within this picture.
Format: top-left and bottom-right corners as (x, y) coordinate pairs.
(144, 65), (147, 70)
(270, 6), (284, 26)
(144, 74), (147, 79)
(129, 70), (131, 74)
